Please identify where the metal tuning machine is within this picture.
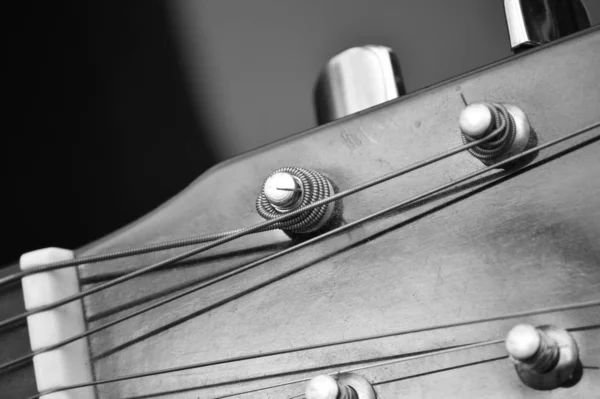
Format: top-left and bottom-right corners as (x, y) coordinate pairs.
(504, 0), (591, 53)
(314, 45), (406, 124)
(256, 167), (338, 236)
(458, 102), (537, 168)
(505, 324), (582, 390)
(306, 373), (376, 399)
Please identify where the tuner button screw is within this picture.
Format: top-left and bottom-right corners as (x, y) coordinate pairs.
(263, 172), (303, 210)
(459, 103), (493, 138)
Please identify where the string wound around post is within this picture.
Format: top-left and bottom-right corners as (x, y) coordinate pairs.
(459, 102), (538, 169)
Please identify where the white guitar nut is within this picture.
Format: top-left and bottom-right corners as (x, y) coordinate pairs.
(20, 247), (95, 399)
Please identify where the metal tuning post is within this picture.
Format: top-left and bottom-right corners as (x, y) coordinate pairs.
(458, 102), (537, 168)
(504, 0), (591, 53)
(505, 324), (581, 390)
(256, 167), (338, 235)
(306, 374), (376, 399)
(314, 45), (406, 124)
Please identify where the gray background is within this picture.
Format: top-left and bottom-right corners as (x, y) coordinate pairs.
(3, 0), (599, 263)
(171, 0), (600, 158)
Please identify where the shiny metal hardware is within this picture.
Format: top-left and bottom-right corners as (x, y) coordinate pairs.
(506, 324), (581, 390)
(314, 45), (406, 124)
(306, 374), (376, 399)
(263, 172), (304, 212)
(256, 167), (337, 234)
(459, 102), (534, 168)
(504, 0), (591, 52)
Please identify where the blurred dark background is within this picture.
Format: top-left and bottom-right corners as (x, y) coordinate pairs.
(4, 0), (600, 265)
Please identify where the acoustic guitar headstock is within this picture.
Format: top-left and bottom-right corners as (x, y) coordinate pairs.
(1, 2), (599, 398)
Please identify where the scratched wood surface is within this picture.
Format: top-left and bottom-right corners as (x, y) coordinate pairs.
(2, 28), (599, 398)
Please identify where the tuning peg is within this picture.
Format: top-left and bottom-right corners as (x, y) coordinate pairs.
(314, 45), (406, 125)
(458, 102), (535, 168)
(505, 324), (581, 390)
(504, 0), (591, 53)
(305, 373), (376, 399)
(262, 171), (304, 211)
(256, 166), (338, 235)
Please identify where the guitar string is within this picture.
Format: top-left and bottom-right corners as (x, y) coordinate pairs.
(0, 230), (248, 287)
(221, 324), (598, 399)
(31, 341), (502, 399)
(1, 122), (598, 372)
(233, 339), (506, 399)
(27, 299), (600, 395)
(0, 117), (515, 330)
(0, 102), (520, 287)
(282, 324), (599, 399)
(18, 126), (600, 396)
(0, 110), (512, 289)
(29, 320), (600, 399)
(2, 172), (499, 373)
(0, 109), (513, 287)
